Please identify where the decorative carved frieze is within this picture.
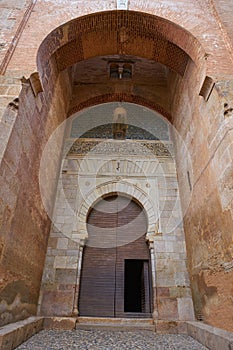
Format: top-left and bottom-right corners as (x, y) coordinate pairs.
(67, 139), (174, 157)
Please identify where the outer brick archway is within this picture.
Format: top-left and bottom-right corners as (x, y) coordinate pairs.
(37, 10), (203, 76)
(35, 10), (206, 327)
(36, 10), (204, 124)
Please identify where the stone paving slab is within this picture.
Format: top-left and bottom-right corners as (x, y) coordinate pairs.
(16, 329), (208, 349)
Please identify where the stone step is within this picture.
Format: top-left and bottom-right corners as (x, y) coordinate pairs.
(0, 316), (44, 350)
(76, 317), (155, 332)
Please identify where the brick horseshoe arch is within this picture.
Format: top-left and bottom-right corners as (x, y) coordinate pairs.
(37, 10), (203, 74)
(77, 181), (158, 241)
(37, 10), (204, 95)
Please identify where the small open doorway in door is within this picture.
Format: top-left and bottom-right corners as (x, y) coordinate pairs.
(124, 259), (151, 314)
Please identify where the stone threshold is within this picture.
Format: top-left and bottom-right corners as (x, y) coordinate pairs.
(76, 316), (155, 332)
(0, 317), (233, 350)
(77, 316), (154, 324)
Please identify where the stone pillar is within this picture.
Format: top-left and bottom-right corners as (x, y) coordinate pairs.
(72, 238), (86, 316)
(149, 240), (158, 321)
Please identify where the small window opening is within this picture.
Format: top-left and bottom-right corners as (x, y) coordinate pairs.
(109, 62), (133, 80)
(110, 63), (119, 79)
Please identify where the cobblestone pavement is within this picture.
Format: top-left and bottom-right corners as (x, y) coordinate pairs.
(16, 329), (208, 349)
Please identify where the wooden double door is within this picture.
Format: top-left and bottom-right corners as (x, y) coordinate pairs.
(78, 195), (152, 318)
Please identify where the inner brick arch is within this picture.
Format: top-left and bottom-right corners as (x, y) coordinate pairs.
(68, 93), (172, 122)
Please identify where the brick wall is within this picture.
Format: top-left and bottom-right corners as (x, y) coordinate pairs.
(0, 66), (73, 326)
(172, 54), (233, 331)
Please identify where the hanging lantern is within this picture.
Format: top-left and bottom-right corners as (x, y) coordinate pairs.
(112, 106), (128, 140)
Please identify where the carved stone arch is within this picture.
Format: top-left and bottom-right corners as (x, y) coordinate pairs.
(77, 180), (158, 241)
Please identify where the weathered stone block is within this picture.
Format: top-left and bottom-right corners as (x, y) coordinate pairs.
(177, 298), (195, 321)
(155, 320), (187, 334)
(54, 256), (66, 268)
(57, 238), (68, 249)
(66, 256), (78, 269)
(158, 298), (178, 320)
(157, 287), (170, 297)
(43, 317), (76, 330)
(55, 268), (77, 284)
(40, 291), (74, 316)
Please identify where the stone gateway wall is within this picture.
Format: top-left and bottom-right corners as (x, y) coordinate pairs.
(0, 1), (232, 333)
(38, 137), (195, 331)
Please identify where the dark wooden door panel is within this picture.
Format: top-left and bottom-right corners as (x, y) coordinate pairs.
(78, 197), (117, 317)
(78, 195), (152, 318)
(78, 246), (116, 317)
(116, 196), (147, 247)
(87, 196), (118, 248)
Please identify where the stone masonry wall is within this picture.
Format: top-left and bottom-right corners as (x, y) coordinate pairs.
(0, 67), (73, 326)
(39, 138), (195, 331)
(172, 57), (233, 331)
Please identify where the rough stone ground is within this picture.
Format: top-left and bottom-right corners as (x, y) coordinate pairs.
(16, 329), (208, 349)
